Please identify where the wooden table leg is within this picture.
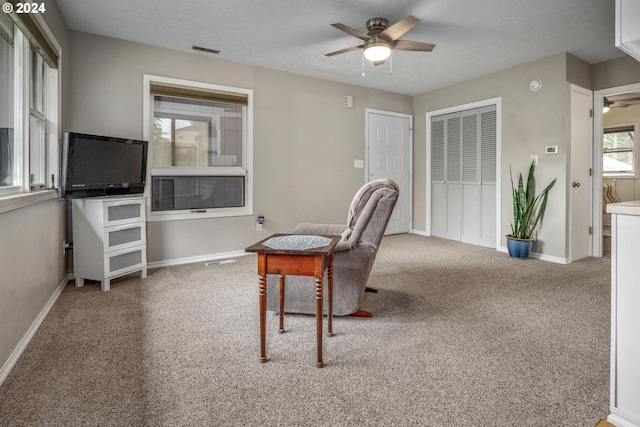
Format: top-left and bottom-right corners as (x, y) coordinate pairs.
(259, 273), (267, 363)
(258, 254), (267, 363)
(327, 254), (334, 337)
(278, 275), (285, 334)
(315, 275), (323, 368)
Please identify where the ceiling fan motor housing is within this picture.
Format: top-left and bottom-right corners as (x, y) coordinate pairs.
(366, 18), (389, 34)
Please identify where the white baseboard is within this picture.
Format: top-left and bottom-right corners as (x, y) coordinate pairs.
(0, 273), (71, 387)
(498, 246), (569, 264)
(410, 229), (429, 237)
(608, 410), (640, 427)
(147, 250), (253, 269)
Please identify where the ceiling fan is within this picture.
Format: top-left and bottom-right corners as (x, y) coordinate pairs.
(325, 15), (435, 65)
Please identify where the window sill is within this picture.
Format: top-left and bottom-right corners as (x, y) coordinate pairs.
(147, 207), (253, 222)
(0, 190), (59, 214)
(604, 174), (637, 179)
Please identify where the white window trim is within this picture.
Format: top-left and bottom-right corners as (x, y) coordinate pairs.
(0, 12), (61, 206)
(142, 74), (253, 222)
(603, 121), (638, 179)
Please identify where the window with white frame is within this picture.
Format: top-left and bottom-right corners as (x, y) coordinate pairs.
(603, 123), (638, 178)
(0, 9), (59, 198)
(143, 75), (253, 220)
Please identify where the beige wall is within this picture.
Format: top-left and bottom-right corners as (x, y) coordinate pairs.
(0, 0), (69, 380)
(593, 55), (640, 90)
(67, 32), (413, 263)
(413, 53), (573, 260)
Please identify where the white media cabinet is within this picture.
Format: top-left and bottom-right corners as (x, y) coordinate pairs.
(72, 195), (147, 292)
(607, 200), (640, 427)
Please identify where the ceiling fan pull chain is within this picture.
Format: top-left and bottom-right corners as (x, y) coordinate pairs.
(362, 52), (365, 77)
(389, 52), (393, 75)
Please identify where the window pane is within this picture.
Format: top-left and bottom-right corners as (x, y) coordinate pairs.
(31, 47), (45, 114)
(29, 115), (45, 186)
(151, 176), (245, 211)
(153, 117), (172, 166)
(0, 22), (15, 187)
(604, 131), (633, 150)
(603, 131), (634, 173)
(174, 118), (210, 166)
(29, 48), (48, 187)
(153, 96), (243, 167)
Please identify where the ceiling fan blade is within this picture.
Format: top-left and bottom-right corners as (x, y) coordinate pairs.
(392, 39), (436, 52)
(380, 15), (420, 41)
(325, 45), (364, 57)
(330, 23), (371, 41)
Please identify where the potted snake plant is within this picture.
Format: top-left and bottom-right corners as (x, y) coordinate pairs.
(507, 160), (556, 258)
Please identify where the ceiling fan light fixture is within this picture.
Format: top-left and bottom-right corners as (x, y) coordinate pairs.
(364, 40), (391, 62)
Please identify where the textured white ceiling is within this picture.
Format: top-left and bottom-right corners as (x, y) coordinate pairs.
(54, 0), (626, 96)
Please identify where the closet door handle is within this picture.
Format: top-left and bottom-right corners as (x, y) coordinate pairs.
(572, 182), (580, 188)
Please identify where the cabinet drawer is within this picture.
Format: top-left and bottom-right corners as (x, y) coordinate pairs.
(103, 199), (145, 227)
(104, 246), (146, 278)
(103, 223), (146, 252)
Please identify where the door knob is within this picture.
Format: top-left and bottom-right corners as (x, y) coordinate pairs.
(572, 182), (580, 188)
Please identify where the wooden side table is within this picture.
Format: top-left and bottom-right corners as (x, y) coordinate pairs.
(245, 234), (340, 368)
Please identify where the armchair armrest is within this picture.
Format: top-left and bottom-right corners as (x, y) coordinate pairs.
(293, 223), (351, 251)
(293, 223), (347, 236)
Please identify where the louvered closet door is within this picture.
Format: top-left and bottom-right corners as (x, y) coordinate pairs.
(446, 113), (462, 241)
(431, 117), (446, 238)
(461, 110), (479, 244)
(479, 106), (497, 248)
(430, 105), (496, 248)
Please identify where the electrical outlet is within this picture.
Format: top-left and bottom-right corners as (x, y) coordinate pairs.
(531, 155), (538, 165)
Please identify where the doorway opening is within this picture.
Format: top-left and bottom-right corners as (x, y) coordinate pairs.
(593, 82), (640, 257)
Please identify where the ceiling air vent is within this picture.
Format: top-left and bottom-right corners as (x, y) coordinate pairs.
(192, 45), (220, 55)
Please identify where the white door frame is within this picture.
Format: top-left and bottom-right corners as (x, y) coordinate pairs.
(593, 82), (640, 257)
(425, 97), (503, 250)
(569, 84), (594, 262)
(365, 108), (413, 233)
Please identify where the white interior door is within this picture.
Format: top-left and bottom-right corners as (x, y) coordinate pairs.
(570, 85), (593, 261)
(366, 110), (412, 235)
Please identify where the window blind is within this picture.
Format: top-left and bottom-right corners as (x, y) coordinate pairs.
(150, 83), (248, 105)
(7, 0), (58, 68)
(604, 125), (634, 134)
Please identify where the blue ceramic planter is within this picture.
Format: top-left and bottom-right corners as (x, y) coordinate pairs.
(506, 235), (533, 259)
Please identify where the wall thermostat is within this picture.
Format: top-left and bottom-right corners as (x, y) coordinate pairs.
(545, 146), (559, 154)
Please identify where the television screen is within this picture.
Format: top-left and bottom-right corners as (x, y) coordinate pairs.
(62, 132), (148, 199)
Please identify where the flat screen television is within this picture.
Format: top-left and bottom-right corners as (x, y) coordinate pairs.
(61, 132), (148, 199)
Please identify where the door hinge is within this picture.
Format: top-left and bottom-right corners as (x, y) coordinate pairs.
(589, 109), (593, 118)
(589, 226), (592, 235)
(589, 168), (592, 177)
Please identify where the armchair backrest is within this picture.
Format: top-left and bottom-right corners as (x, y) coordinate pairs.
(341, 178), (399, 249)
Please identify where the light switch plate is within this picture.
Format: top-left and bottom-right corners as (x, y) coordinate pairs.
(354, 159), (364, 168)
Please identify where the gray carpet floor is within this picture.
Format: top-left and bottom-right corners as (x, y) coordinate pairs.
(0, 234), (611, 426)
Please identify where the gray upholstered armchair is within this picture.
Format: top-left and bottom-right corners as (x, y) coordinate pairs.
(266, 178), (399, 316)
